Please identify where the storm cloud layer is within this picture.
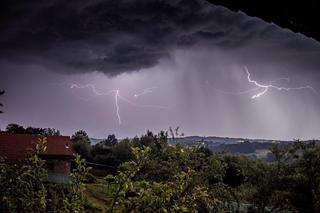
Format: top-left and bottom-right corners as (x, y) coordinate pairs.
(1, 0), (320, 140)
(0, 0), (303, 75)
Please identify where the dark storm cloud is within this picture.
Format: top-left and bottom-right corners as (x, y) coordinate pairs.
(0, 0), (287, 75)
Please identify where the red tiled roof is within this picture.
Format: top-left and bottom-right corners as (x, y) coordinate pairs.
(0, 133), (74, 160)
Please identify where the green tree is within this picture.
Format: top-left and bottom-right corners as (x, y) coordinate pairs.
(112, 138), (134, 166)
(0, 137), (47, 212)
(25, 127), (61, 136)
(0, 136), (92, 212)
(71, 130), (91, 160)
(102, 134), (118, 146)
(285, 141), (320, 212)
(6, 123), (25, 134)
(104, 146), (229, 212)
(61, 154), (92, 212)
(0, 90), (4, 113)
(5, 123), (61, 136)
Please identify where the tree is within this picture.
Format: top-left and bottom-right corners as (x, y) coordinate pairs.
(25, 127), (61, 136)
(5, 123), (61, 136)
(71, 130), (91, 160)
(285, 141), (320, 212)
(6, 123), (25, 134)
(102, 134), (118, 146)
(62, 154), (92, 212)
(0, 136), (91, 212)
(91, 142), (115, 166)
(0, 137), (47, 212)
(0, 90), (4, 113)
(104, 147), (228, 212)
(223, 156), (246, 187)
(112, 139), (134, 165)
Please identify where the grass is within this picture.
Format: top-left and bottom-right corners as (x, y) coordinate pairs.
(84, 178), (118, 212)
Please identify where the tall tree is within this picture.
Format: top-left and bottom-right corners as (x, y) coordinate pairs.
(0, 90), (4, 113)
(102, 134), (118, 146)
(71, 130), (91, 160)
(6, 123), (25, 134)
(5, 123), (61, 136)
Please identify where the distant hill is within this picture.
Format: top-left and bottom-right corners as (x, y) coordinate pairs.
(169, 136), (291, 147)
(169, 136), (243, 147)
(169, 136), (319, 161)
(169, 136), (291, 161)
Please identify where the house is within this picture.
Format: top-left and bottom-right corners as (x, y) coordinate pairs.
(0, 133), (74, 183)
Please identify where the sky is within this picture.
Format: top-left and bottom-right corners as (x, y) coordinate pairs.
(1, 0), (320, 140)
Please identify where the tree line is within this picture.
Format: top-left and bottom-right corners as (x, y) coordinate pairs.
(2, 123), (61, 136)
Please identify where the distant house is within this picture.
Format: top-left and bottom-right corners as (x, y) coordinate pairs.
(0, 133), (74, 183)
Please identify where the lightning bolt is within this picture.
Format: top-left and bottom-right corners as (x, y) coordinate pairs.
(208, 79), (290, 96)
(133, 87), (157, 98)
(244, 66), (320, 99)
(211, 86), (261, 95)
(70, 84), (168, 125)
(115, 90), (121, 125)
(70, 84), (121, 124)
(70, 84), (116, 96)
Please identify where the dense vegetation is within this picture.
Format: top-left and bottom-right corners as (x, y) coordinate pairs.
(71, 130), (320, 212)
(1, 125), (320, 212)
(0, 137), (92, 212)
(3, 123), (61, 136)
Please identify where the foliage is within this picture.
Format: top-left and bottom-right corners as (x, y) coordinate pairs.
(0, 137), (47, 212)
(101, 134), (118, 146)
(83, 131), (320, 213)
(0, 90), (4, 113)
(61, 154), (92, 212)
(45, 154), (92, 213)
(71, 130), (92, 160)
(0, 138), (91, 212)
(4, 123), (61, 136)
(241, 141), (320, 212)
(91, 137), (134, 167)
(1, 128), (320, 212)
(101, 146), (231, 212)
